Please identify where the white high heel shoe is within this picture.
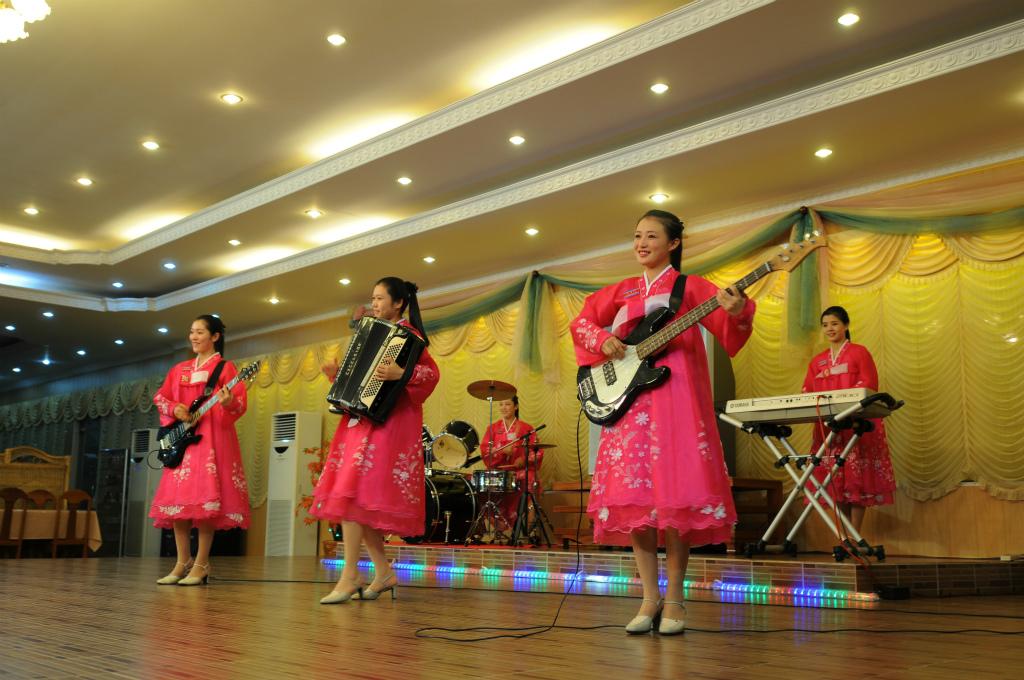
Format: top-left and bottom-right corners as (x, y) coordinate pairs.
(319, 580), (365, 605)
(624, 598), (663, 634)
(156, 560), (193, 585)
(658, 600), (686, 635)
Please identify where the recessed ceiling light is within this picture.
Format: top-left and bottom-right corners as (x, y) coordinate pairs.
(397, 176), (412, 185)
(41, 358), (51, 366)
(327, 33), (346, 46)
(525, 227), (539, 236)
(837, 13), (860, 27)
(112, 281), (124, 289)
(142, 140), (160, 151)
(305, 208), (324, 219)
(12, 367), (21, 373)
(228, 239), (241, 247)
(650, 83), (669, 94)
(211, 313), (220, 318)
(163, 262), (176, 270)
(157, 327), (169, 334)
(76, 177), (94, 187)
(24, 207), (39, 216)
(423, 256), (436, 264)
(4, 325), (14, 331)
(114, 339), (125, 345)
(76, 349), (87, 356)
(268, 296), (280, 305)
(649, 193), (669, 204)
(509, 135), (526, 145)
(220, 92), (244, 105)
(42, 311), (54, 318)
(339, 278), (351, 285)
(815, 148), (833, 158)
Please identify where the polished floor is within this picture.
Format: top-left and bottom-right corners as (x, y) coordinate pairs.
(1, 556), (1022, 679)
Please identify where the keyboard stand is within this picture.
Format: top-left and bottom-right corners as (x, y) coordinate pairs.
(719, 393), (901, 563)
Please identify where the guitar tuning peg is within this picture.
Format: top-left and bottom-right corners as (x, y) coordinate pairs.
(781, 243), (791, 250)
(812, 230), (821, 237)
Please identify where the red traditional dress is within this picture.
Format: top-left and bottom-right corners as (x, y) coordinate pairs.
(311, 320), (440, 535)
(572, 266), (755, 546)
(480, 419), (541, 526)
(150, 353), (251, 529)
(801, 342), (896, 506)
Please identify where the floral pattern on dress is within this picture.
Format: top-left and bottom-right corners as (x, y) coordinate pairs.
(571, 316), (609, 353)
(149, 355), (251, 530)
(309, 320), (439, 537)
(573, 271), (756, 547)
(802, 344), (896, 507)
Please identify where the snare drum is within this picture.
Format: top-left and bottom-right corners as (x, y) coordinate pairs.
(431, 420), (479, 469)
(472, 469), (518, 493)
(401, 471), (477, 544)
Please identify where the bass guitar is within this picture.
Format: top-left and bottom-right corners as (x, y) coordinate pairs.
(577, 236), (825, 425)
(157, 360), (261, 468)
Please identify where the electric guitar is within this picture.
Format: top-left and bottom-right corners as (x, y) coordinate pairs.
(576, 236), (826, 425)
(157, 360), (261, 468)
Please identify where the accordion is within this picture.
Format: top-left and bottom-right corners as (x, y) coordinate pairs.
(326, 317), (426, 423)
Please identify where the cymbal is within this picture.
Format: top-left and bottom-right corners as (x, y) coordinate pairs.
(467, 379), (517, 401)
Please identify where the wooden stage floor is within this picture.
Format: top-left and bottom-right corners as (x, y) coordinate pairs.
(1, 556), (1022, 679)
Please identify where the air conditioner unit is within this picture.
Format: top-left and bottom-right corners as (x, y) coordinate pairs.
(266, 411), (322, 556)
(125, 428), (163, 557)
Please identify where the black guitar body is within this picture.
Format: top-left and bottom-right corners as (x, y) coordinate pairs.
(156, 426), (201, 468)
(157, 393), (206, 468)
(576, 306), (675, 426)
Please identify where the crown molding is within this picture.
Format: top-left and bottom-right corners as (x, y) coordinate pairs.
(0, 0), (773, 267)
(2, 19), (1022, 311)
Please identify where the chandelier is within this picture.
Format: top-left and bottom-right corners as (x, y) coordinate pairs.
(0, 0), (51, 44)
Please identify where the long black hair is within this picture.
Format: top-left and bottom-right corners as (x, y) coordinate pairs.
(376, 277), (430, 346)
(194, 314), (226, 355)
(638, 209), (684, 271)
(820, 306), (851, 340)
(510, 394), (520, 419)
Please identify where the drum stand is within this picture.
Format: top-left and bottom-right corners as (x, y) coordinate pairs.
(719, 393), (899, 563)
(510, 443), (553, 548)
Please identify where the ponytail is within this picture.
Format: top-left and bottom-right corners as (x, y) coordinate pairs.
(376, 276), (430, 346)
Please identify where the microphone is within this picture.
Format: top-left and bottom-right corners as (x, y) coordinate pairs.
(516, 423), (545, 441)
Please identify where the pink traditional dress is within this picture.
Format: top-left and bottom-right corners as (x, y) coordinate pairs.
(572, 266), (755, 546)
(480, 419), (541, 525)
(311, 320), (440, 535)
(802, 342), (896, 506)
(150, 353), (251, 529)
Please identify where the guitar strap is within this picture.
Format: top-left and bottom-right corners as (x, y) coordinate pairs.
(667, 273), (687, 316)
(192, 359), (226, 413)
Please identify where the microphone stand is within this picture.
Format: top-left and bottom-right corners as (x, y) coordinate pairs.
(509, 425), (553, 548)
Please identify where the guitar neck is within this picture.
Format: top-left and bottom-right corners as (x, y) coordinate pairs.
(636, 263), (771, 359)
(186, 373), (242, 427)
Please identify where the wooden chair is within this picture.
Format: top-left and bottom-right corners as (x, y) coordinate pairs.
(0, 487), (29, 558)
(26, 489), (56, 509)
(52, 489), (93, 558)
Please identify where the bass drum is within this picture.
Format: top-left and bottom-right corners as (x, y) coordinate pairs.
(401, 470), (477, 544)
(431, 420), (479, 469)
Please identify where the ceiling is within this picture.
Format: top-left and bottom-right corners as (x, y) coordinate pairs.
(2, 0), (1023, 396)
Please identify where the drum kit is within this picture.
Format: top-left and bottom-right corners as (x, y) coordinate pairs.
(400, 379), (554, 547)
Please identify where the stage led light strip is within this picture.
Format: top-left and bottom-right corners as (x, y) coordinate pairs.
(321, 558), (877, 602)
